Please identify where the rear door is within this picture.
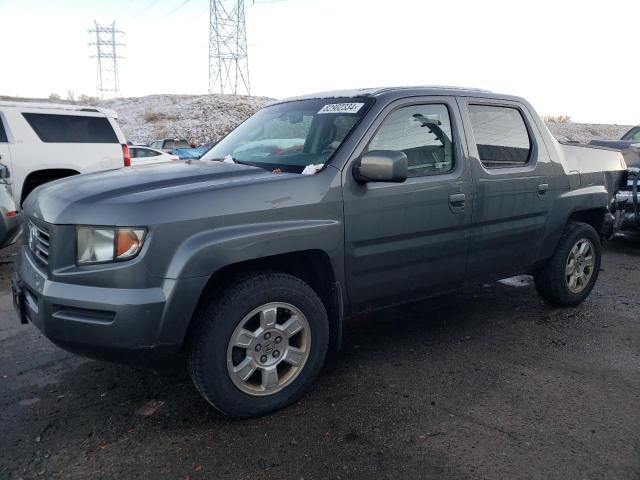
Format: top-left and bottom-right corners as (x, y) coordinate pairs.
(457, 98), (555, 279)
(343, 97), (475, 312)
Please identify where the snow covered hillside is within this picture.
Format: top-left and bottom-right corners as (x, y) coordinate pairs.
(546, 122), (631, 145)
(98, 94), (272, 144)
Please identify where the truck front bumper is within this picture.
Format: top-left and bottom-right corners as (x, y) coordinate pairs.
(13, 246), (189, 365)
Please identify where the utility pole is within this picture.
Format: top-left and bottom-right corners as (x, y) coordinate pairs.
(88, 21), (125, 99)
(208, 0), (250, 96)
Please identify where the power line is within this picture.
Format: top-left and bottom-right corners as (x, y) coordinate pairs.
(162, 0), (193, 18)
(129, 0), (163, 20)
(208, 0), (250, 96)
(88, 21), (125, 99)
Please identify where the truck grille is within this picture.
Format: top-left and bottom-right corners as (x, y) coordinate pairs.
(28, 221), (51, 265)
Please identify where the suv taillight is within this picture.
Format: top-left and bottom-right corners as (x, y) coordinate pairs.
(122, 144), (131, 167)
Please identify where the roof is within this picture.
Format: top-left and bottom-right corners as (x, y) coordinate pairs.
(0, 100), (118, 119)
(272, 85), (523, 106)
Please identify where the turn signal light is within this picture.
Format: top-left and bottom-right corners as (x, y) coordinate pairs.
(116, 229), (143, 258)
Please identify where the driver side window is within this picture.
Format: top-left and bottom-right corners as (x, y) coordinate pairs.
(367, 104), (454, 177)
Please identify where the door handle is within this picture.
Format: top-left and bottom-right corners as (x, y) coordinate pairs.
(449, 193), (465, 213)
(449, 193), (466, 204)
(537, 183), (549, 195)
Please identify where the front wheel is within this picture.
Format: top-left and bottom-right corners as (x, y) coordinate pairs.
(188, 272), (329, 418)
(534, 222), (602, 306)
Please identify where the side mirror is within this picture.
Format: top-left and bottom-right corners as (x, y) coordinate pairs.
(353, 150), (408, 183)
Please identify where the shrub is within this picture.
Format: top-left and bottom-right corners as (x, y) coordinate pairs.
(144, 108), (168, 123)
(542, 115), (572, 124)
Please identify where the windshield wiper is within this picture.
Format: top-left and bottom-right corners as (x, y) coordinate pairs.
(209, 157), (266, 170)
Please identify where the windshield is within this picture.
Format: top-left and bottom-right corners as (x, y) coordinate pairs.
(200, 98), (373, 173)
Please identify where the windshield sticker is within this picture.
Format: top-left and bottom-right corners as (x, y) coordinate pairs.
(317, 103), (365, 115)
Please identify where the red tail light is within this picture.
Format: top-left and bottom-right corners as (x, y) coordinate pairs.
(122, 144), (131, 167)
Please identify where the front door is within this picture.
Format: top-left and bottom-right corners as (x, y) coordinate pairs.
(457, 98), (555, 279)
(343, 98), (474, 313)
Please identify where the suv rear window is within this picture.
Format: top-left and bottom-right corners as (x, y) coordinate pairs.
(468, 105), (531, 168)
(22, 113), (119, 143)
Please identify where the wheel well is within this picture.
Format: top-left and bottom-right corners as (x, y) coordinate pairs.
(21, 169), (80, 205)
(185, 250), (342, 352)
(567, 208), (606, 235)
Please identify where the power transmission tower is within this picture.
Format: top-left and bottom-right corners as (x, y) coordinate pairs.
(88, 21), (125, 99)
(208, 0), (251, 96)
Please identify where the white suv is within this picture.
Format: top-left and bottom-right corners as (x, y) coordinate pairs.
(0, 101), (129, 206)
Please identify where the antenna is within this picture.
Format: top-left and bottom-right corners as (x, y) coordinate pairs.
(208, 0), (250, 96)
(88, 21), (125, 99)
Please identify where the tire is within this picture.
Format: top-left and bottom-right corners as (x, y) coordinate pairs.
(533, 222), (602, 307)
(188, 272), (329, 418)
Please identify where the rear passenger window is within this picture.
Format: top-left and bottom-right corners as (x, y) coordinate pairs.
(22, 113), (119, 143)
(367, 104), (454, 177)
(0, 117), (7, 142)
(468, 105), (531, 168)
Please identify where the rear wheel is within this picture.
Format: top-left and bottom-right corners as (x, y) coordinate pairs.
(188, 272), (329, 418)
(534, 222), (601, 306)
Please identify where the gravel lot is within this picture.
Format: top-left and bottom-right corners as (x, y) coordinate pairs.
(1, 237), (639, 480)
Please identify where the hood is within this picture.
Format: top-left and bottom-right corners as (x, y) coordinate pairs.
(25, 160), (297, 225)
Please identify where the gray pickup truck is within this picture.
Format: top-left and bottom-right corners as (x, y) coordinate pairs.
(13, 87), (626, 418)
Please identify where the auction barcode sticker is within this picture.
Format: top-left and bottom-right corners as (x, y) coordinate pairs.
(317, 103), (365, 114)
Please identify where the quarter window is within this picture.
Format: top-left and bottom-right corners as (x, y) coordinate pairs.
(468, 105), (531, 168)
(367, 104), (454, 177)
(22, 113), (119, 143)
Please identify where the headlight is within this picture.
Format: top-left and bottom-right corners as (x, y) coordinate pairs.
(76, 227), (146, 264)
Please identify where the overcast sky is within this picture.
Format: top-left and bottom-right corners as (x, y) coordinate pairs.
(0, 0), (638, 124)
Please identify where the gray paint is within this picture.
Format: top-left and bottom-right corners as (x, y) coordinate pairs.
(15, 87), (626, 360)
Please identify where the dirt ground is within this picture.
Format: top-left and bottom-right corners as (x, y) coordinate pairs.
(0, 237), (638, 480)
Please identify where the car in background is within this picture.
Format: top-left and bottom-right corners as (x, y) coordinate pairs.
(130, 146), (178, 166)
(0, 101), (129, 206)
(170, 143), (214, 160)
(148, 138), (190, 153)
